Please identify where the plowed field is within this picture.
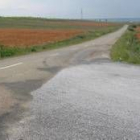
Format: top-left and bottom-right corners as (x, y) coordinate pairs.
(0, 29), (84, 47)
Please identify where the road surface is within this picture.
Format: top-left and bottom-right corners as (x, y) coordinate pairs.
(1, 25), (139, 140)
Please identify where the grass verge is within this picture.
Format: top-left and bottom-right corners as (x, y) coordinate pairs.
(0, 26), (120, 59)
(111, 26), (140, 64)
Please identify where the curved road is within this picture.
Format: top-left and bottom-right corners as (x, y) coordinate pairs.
(1, 25), (139, 140)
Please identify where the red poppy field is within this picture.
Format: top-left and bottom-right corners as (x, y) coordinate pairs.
(136, 27), (140, 40)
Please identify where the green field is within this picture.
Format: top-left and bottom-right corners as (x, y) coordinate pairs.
(111, 25), (140, 64)
(0, 17), (120, 30)
(0, 17), (84, 29)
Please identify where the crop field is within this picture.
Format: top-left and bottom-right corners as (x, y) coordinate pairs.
(0, 17), (118, 29)
(0, 17), (121, 58)
(0, 17), (119, 47)
(0, 29), (84, 47)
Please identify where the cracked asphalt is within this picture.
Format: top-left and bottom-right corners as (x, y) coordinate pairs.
(0, 25), (137, 140)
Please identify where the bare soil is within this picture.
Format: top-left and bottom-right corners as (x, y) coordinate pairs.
(0, 29), (84, 47)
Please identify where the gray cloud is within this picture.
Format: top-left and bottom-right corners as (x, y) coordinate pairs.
(0, 0), (140, 18)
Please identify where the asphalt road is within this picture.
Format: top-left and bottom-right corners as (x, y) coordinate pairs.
(0, 25), (137, 140)
(10, 61), (140, 140)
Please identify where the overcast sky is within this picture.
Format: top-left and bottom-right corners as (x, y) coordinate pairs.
(0, 0), (140, 19)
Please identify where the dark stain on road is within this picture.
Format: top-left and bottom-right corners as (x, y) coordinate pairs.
(38, 66), (62, 74)
(0, 79), (46, 139)
(2, 79), (45, 101)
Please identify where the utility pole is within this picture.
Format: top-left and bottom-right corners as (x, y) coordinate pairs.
(81, 8), (83, 20)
